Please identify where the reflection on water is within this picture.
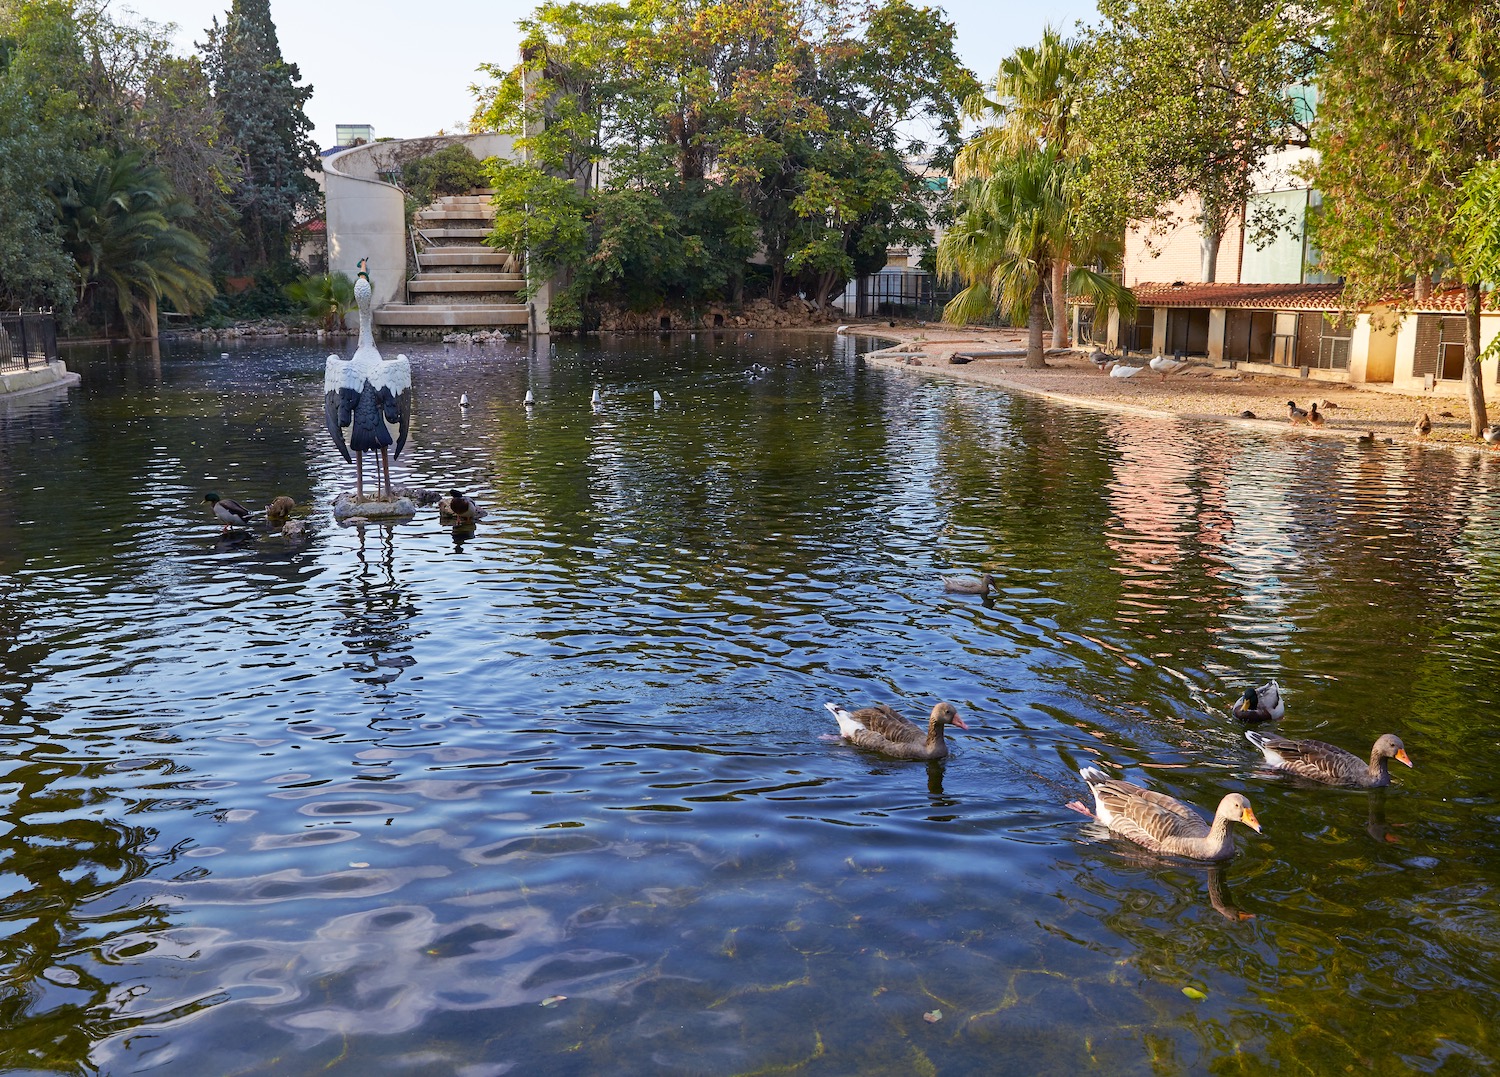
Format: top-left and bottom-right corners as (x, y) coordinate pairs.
(3, 332), (1500, 1073)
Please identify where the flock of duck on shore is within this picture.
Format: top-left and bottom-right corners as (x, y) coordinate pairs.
(825, 571), (1412, 862)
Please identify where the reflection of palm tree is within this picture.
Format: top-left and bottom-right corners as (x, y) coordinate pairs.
(57, 151), (214, 339)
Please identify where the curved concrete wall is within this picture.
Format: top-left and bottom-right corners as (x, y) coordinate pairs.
(323, 133), (519, 312)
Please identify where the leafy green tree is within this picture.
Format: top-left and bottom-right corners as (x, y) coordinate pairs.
(1078, 0), (1319, 282)
(0, 0), (92, 312)
(939, 148), (1132, 368)
(58, 150), (214, 338)
(202, 0), (317, 271)
(1309, 0), (1500, 433)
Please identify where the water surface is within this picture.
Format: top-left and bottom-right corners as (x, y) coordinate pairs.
(2, 332), (1498, 1074)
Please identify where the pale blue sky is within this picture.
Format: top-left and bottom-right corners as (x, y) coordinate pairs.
(123, 0), (1099, 149)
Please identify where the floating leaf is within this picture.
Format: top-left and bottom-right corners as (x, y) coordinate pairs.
(1182, 987), (1206, 1001)
(541, 995), (568, 1007)
(922, 1009), (942, 1023)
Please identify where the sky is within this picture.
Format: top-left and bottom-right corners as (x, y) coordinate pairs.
(122, 0), (1100, 150)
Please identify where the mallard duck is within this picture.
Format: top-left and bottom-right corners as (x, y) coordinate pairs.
(1357, 431), (1376, 444)
(1075, 766), (1261, 860)
(438, 489), (475, 522)
(1287, 400), (1309, 424)
(203, 492), (252, 532)
(824, 701), (968, 761)
(1231, 682), (1284, 723)
(943, 572), (995, 595)
(1308, 402), (1325, 427)
(267, 495), (296, 520)
(1413, 413), (1432, 437)
(1245, 730), (1411, 788)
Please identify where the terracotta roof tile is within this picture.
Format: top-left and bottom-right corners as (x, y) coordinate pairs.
(1129, 281), (1345, 310)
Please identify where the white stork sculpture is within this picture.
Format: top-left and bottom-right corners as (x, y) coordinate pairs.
(324, 259), (412, 497)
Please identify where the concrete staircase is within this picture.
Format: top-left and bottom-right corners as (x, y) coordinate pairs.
(374, 191), (528, 333)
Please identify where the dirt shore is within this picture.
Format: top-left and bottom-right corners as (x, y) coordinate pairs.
(852, 324), (1493, 450)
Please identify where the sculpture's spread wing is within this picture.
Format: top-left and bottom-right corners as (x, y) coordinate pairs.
(324, 355), (352, 462)
(387, 354), (413, 458)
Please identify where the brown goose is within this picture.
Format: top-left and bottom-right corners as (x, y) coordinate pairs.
(943, 573), (995, 595)
(1075, 766), (1261, 861)
(1245, 730), (1411, 788)
(824, 701), (967, 761)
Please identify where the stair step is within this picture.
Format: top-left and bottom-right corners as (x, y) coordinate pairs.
(415, 227), (494, 240)
(408, 277), (524, 293)
(415, 207), (497, 222)
(375, 304), (528, 327)
(418, 250), (512, 267)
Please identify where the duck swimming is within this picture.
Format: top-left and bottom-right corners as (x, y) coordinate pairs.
(1245, 730), (1411, 788)
(824, 701), (967, 761)
(1231, 681), (1284, 723)
(1074, 766), (1261, 861)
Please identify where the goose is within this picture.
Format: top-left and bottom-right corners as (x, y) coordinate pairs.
(1482, 424), (1500, 449)
(1245, 730), (1411, 788)
(438, 489), (476, 523)
(1308, 402), (1325, 427)
(1413, 413), (1432, 436)
(1107, 361), (1143, 378)
(1287, 400), (1308, 424)
(824, 701), (967, 761)
(1074, 766), (1260, 861)
(943, 573), (996, 595)
(266, 495), (296, 520)
(1089, 349), (1112, 373)
(203, 492), (252, 532)
(1230, 681), (1284, 723)
(1149, 352), (1189, 378)
(323, 259), (412, 497)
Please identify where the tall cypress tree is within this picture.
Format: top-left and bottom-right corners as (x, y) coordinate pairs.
(202, 0), (317, 271)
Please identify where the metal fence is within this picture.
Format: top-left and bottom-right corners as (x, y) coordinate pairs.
(841, 270), (1011, 326)
(1, 311), (59, 374)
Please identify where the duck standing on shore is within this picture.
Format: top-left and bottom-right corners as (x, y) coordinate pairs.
(1413, 413), (1432, 437)
(1308, 402), (1325, 427)
(1287, 400), (1309, 424)
(203, 492), (252, 532)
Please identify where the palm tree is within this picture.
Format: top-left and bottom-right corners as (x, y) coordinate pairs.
(285, 272), (356, 333)
(58, 151), (214, 339)
(956, 28), (1087, 348)
(939, 147), (1132, 368)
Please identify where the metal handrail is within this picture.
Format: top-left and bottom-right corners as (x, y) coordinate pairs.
(1, 309), (58, 374)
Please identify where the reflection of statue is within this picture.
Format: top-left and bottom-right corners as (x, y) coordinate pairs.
(324, 259), (411, 497)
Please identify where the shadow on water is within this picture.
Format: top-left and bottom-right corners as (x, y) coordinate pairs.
(2, 332), (1499, 1073)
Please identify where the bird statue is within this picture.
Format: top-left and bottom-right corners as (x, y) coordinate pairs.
(824, 701), (968, 761)
(1245, 730), (1412, 788)
(1308, 402), (1325, 427)
(1413, 413), (1432, 437)
(1149, 352), (1189, 378)
(1071, 767), (1260, 861)
(1482, 424), (1500, 449)
(1287, 400), (1309, 424)
(1230, 681), (1284, 723)
(943, 573), (996, 595)
(439, 489), (476, 523)
(323, 258), (412, 497)
(203, 492), (252, 533)
(1107, 361), (1143, 378)
(266, 495), (296, 521)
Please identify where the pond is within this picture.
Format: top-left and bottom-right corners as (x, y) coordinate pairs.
(2, 331), (1499, 1075)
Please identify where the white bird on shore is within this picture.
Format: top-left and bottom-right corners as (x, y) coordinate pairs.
(1150, 353), (1189, 378)
(1108, 361), (1143, 378)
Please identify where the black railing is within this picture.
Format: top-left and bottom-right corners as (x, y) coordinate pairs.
(842, 271), (1011, 326)
(1, 311), (59, 374)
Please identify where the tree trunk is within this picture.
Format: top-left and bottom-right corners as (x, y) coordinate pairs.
(1050, 258), (1069, 348)
(1200, 229), (1222, 283)
(1414, 267), (1432, 303)
(1463, 280), (1488, 435)
(769, 265), (784, 307)
(1025, 278), (1048, 368)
